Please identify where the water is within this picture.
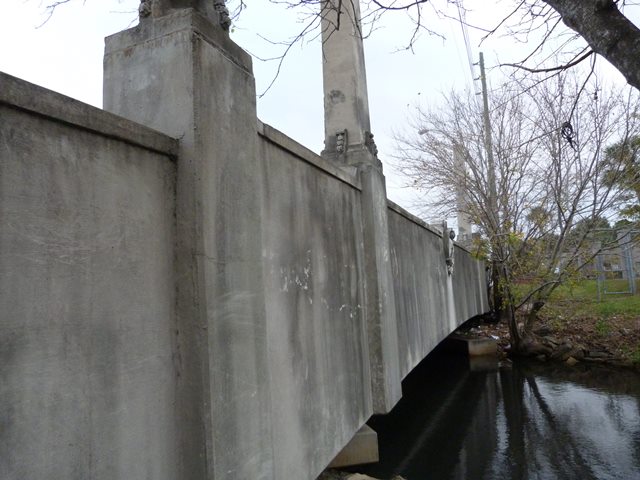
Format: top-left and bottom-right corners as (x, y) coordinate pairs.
(354, 350), (640, 480)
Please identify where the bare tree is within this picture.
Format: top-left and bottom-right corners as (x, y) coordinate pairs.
(601, 135), (640, 220)
(394, 71), (640, 352)
(259, 1), (640, 91)
(35, 1), (640, 96)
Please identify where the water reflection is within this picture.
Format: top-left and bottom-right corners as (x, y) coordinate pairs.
(356, 351), (640, 480)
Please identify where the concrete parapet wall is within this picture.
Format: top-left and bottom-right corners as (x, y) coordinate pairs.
(0, 73), (178, 479)
(388, 204), (489, 378)
(257, 121), (488, 479)
(259, 122), (371, 478)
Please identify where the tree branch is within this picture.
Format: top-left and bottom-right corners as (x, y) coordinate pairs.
(500, 49), (593, 74)
(543, 0), (640, 90)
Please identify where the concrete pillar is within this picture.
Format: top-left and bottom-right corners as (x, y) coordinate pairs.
(321, 0), (372, 162)
(321, 1), (402, 413)
(454, 145), (472, 244)
(104, 9), (273, 479)
(359, 163), (403, 413)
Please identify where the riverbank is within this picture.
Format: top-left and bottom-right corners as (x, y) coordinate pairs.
(458, 311), (640, 370)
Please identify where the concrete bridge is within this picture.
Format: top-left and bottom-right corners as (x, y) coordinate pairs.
(0, 3), (488, 479)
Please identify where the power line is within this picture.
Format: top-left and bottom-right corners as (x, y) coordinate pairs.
(456, 4), (477, 92)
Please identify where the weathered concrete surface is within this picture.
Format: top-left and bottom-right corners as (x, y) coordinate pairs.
(320, 0), (402, 415)
(0, 74), (177, 479)
(444, 334), (499, 357)
(388, 204), (490, 379)
(140, 0), (221, 23)
(359, 164), (402, 413)
(104, 9), (273, 480)
(259, 125), (371, 479)
(321, 0), (372, 155)
(258, 123), (488, 479)
(0, 72), (178, 157)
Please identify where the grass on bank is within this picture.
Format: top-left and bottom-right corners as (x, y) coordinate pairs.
(531, 279), (640, 364)
(546, 278), (640, 317)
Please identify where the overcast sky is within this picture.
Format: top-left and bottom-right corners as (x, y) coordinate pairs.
(0, 0), (632, 221)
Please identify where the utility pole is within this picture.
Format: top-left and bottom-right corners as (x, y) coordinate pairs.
(479, 52), (506, 326)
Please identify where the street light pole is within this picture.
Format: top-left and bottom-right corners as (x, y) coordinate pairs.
(479, 52), (498, 231)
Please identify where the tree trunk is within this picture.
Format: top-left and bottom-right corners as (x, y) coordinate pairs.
(524, 300), (545, 332)
(495, 262), (522, 351)
(491, 261), (505, 319)
(506, 301), (521, 352)
(543, 0), (640, 91)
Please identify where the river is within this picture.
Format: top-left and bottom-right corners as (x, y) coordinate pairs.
(352, 349), (640, 480)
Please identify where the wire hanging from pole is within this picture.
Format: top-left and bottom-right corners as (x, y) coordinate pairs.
(456, 3), (478, 98)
